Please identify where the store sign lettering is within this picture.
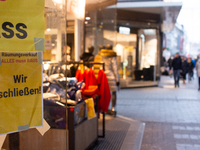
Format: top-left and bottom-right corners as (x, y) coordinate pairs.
(0, 0), (44, 51)
(0, 22), (27, 39)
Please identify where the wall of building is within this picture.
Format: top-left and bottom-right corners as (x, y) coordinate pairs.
(164, 23), (184, 58)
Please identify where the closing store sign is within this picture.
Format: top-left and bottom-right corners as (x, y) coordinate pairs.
(0, 0), (45, 51)
(0, 52), (43, 135)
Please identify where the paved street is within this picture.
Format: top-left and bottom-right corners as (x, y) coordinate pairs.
(117, 75), (200, 150)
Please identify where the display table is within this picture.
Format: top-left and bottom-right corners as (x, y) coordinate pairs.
(67, 101), (98, 150)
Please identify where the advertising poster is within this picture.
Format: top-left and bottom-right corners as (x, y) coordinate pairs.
(0, 52), (43, 135)
(0, 0), (45, 51)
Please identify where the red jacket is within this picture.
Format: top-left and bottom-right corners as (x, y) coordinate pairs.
(75, 69), (84, 82)
(81, 69), (99, 100)
(83, 69), (98, 89)
(97, 69), (111, 112)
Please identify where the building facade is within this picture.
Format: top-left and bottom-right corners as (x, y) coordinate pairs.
(84, 0), (182, 87)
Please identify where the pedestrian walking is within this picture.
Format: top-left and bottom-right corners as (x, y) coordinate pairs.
(196, 56), (200, 90)
(170, 53), (182, 88)
(191, 58), (196, 79)
(168, 56), (173, 77)
(187, 57), (194, 81)
(180, 56), (188, 84)
(94, 44), (120, 116)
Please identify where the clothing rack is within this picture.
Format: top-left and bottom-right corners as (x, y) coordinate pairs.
(67, 61), (106, 138)
(66, 61), (105, 71)
(43, 61), (106, 138)
(43, 61), (77, 77)
(43, 62), (63, 77)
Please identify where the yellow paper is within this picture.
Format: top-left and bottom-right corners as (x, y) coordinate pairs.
(0, 0), (45, 51)
(0, 52), (43, 135)
(85, 98), (96, 120)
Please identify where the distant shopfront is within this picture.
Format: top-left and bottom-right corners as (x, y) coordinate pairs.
(84, 1), (182, 88)
(84, 8), (160, 88)
(115, 9), (161, 88)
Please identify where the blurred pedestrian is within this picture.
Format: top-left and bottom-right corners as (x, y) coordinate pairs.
(197, 55), (200, 61)
(187, 57), (194, 81)
(192, 58), (196, 68)
(168, 56), (173, 77)
(80, 45), (94, 67)
(181, 56), (188, 84)
(96, 44), (120, 116)
(196, 56), (200, 90)
(191, 58), (196, 79)
(170, 53), (182, 88)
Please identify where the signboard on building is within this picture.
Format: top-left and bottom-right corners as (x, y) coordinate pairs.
(0, 0), (45, 51)
(0, 52), (43, 135)
(119, 27), (130, 35)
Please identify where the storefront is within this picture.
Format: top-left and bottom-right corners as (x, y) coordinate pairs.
(116, 9), (161, 88)
(84, 1), (182, 88)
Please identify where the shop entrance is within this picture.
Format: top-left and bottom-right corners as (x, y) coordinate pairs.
(136, 29), (158, 81)
(116, 28), (159, 88)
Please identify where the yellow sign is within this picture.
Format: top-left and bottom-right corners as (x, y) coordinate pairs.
(0, 0), (45, 51)
(0, 52), (43, 135)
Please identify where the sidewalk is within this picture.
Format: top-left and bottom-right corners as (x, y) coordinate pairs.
(92, 114), (145, 150)
(159, 74), (199, 90)
(92, 75), (200, 150)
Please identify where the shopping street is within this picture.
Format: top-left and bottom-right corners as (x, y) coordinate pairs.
(1, 0), (199, 149)
(93, 75), (200, 150)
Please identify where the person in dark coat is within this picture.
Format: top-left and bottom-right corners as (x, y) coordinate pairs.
(168, 56), (173, 77)
(191, 58), (196, 79)
(170, 53), (182, 87)
(180, 56), (188, 84)
(80, 45), (94, 67)
(187, 57), (194, 81)
(168, 56), (173, 69)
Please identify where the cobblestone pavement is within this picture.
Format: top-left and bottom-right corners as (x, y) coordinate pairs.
(117, 75), (200, 150)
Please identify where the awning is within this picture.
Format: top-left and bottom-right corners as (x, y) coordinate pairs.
(86, 0), (117, 11)
(109, 1), (182, 32)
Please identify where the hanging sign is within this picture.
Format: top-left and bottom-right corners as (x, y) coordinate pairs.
(0, 52), (43, 135)
(0, 0), (45, 51)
